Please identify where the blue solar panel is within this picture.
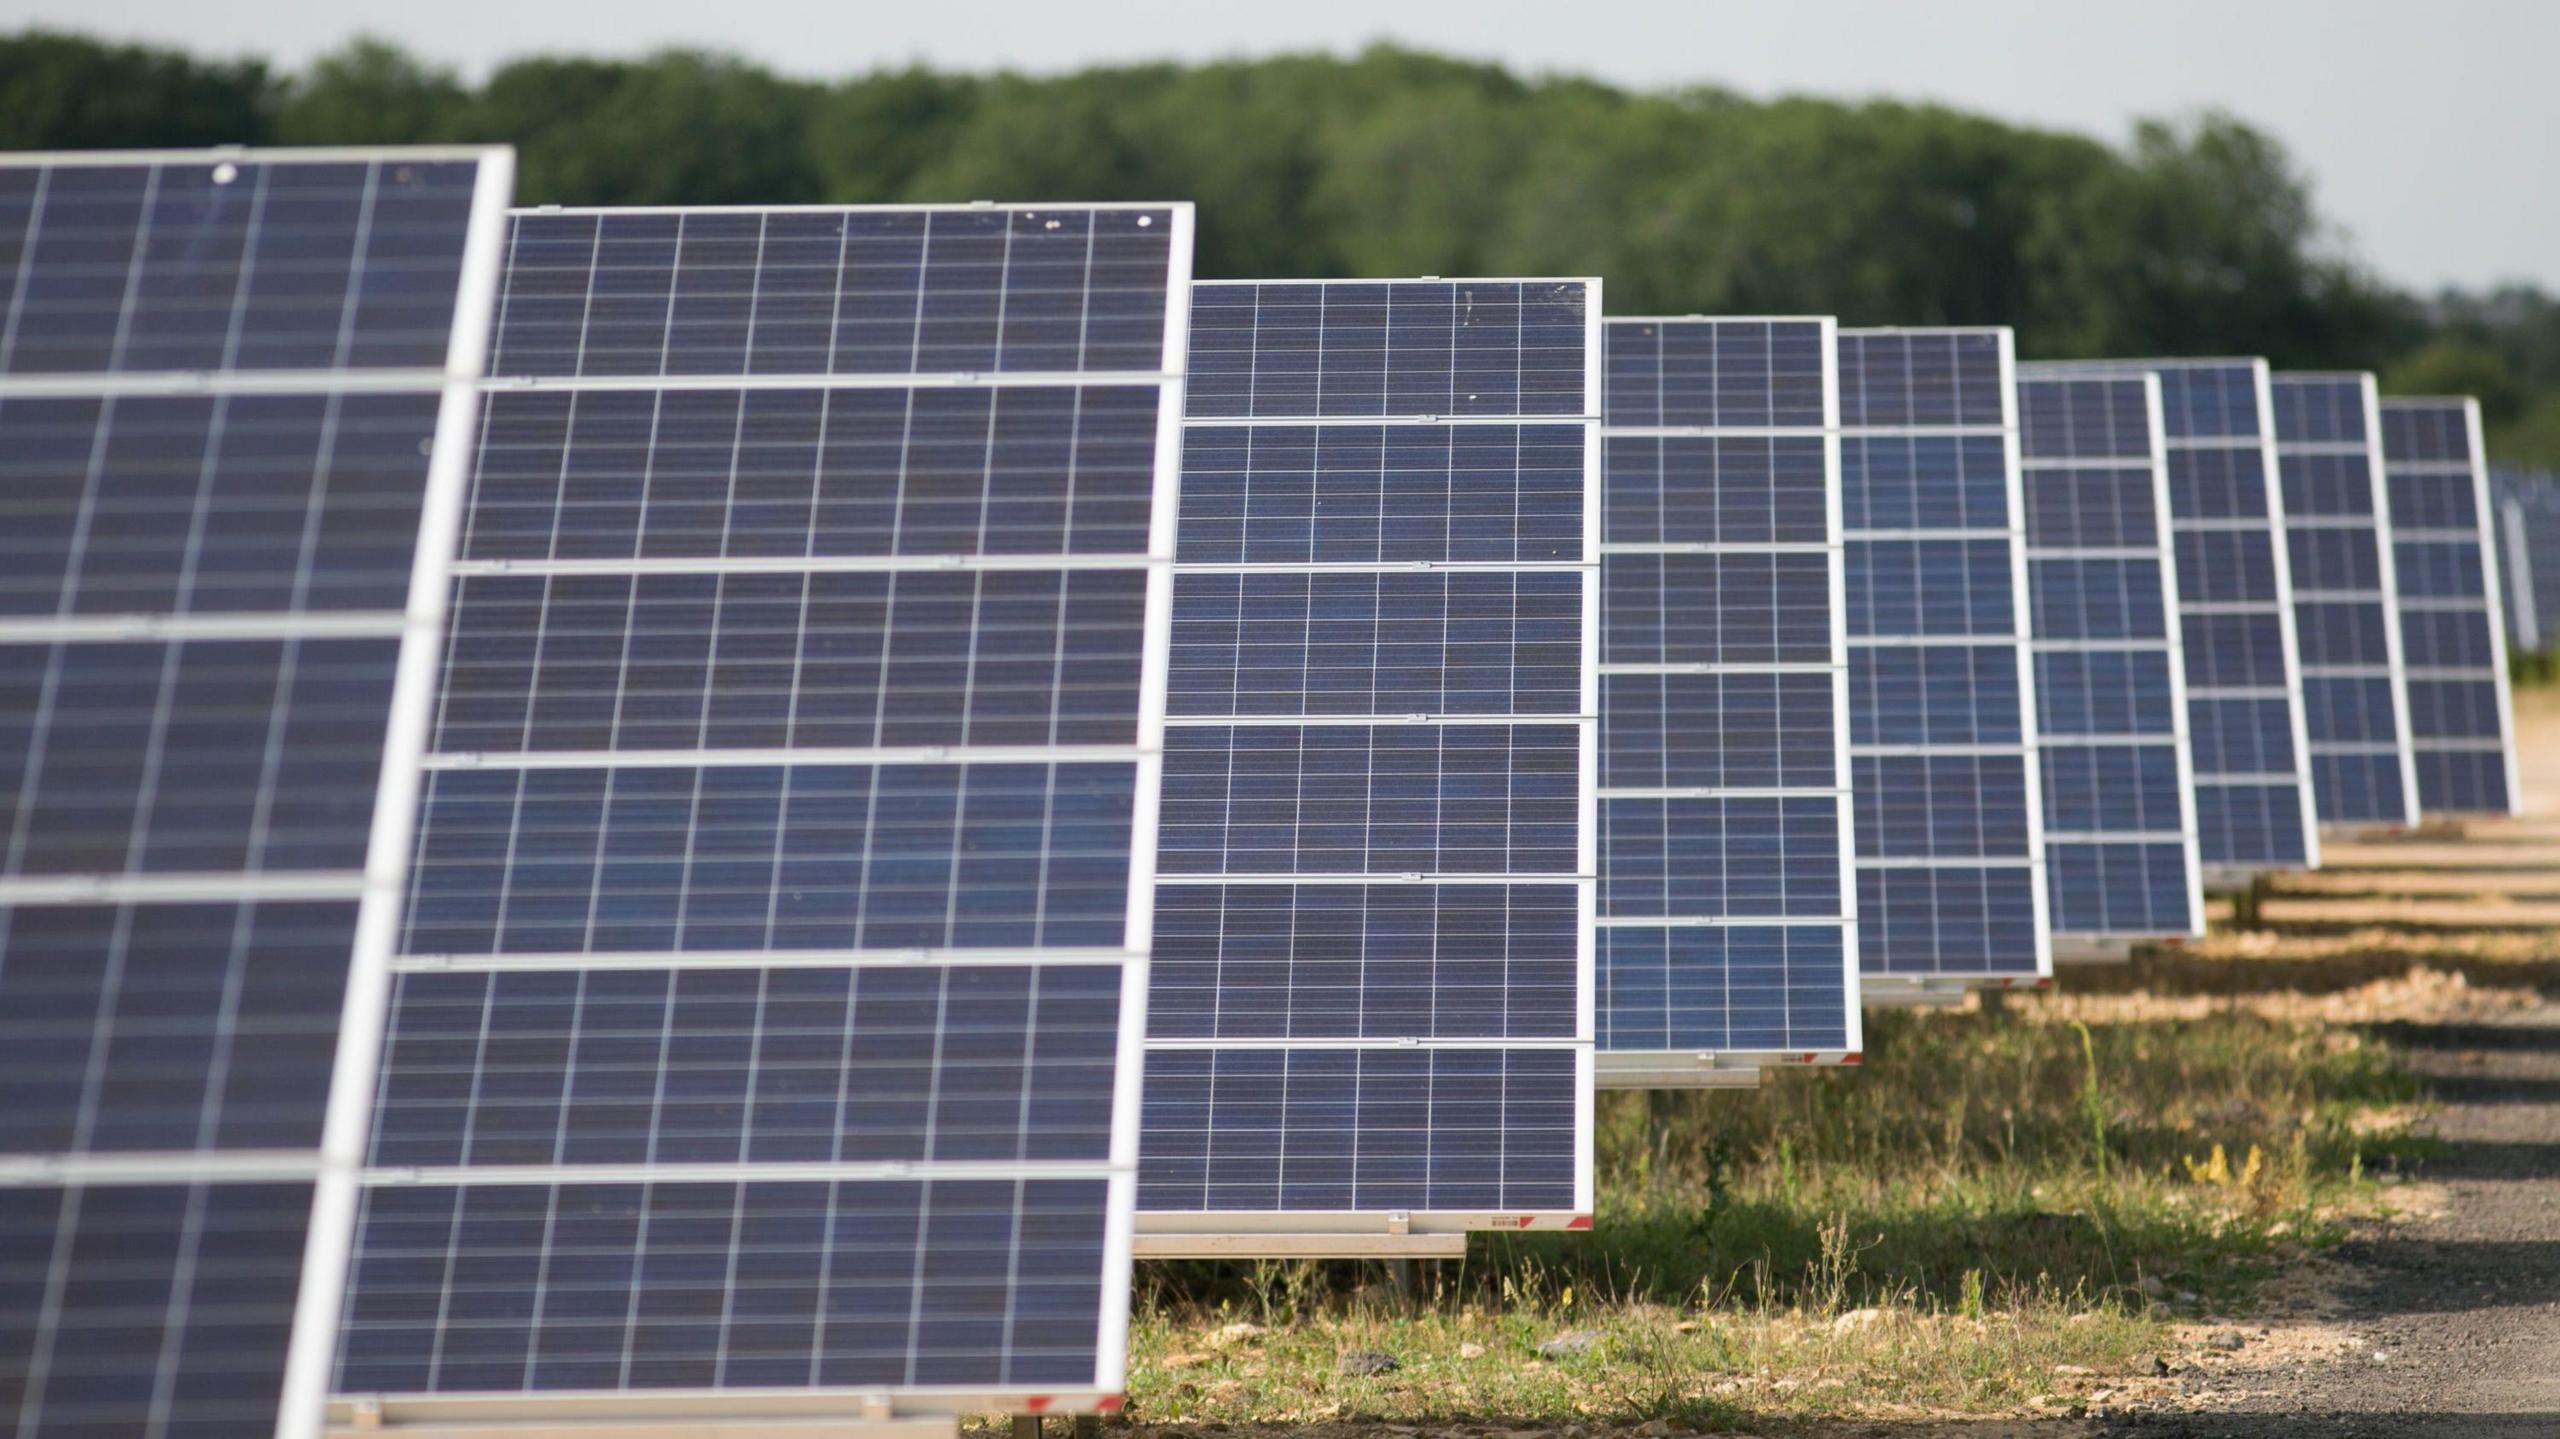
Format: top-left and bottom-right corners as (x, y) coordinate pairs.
(1141, 1048), (1579, 1212)
(1142, 279), (1596, 1239)
(338, 1179), (1115, 1394)
(0, 146), (513, 1439)
(0, 156), (488, 376)
(2047, 360), (2321, 877)
(334, 204), (1193, 1423)
(2013, 369), (2202, 949)
(2270, 374), (2419, 829)
(1596, 317), (1857, 1074)
(1841, 329), (2046, 985)
(2381, 398), (2520, 815)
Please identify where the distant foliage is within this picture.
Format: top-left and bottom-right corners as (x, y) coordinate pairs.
(6, 28), (2556, 461)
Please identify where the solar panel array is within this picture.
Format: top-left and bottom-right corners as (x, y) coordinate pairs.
(2012, 369), (2204, 951)
(1138, 279), (1597, 1247)
(2269, 373), (2420, 830)
(1837, 328), (2048, 992)
(2048, 360), (2321, 881)
(2493, 468), (2560, 653)
(2380, 398), (2521, 815)
(1596, 317), (1857, 1079)
(0, 146), (511, 1439)
(325, 203), (1194, 1423)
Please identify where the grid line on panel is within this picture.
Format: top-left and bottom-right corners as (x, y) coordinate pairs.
(1840, 328), (2044, 980)
(1594, 317), (1854, 1061)
(2013, 369), (2200, 941)
(2380, 397), (2519, 815)
(2269, 374), (2415, 829)
(1144, 279), (1595, 1223)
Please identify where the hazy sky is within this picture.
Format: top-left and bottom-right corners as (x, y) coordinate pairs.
(15, 0), (2555, 292)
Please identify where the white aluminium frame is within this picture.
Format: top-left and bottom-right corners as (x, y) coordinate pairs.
(316, 201), (1196, 1432)
(2501, 490), (2541, 654)
(1132, 277), (1603, 1254)
(1840, 326), (2053, 1003)
(1590, 315), (1862, 1081)
(2012, 367), (2207, 963)
(2267, 372), (2423, 834)
(2382, 395), (2525, 818)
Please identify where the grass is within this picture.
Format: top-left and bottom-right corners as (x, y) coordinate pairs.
(1124, 993), (2435, 1429)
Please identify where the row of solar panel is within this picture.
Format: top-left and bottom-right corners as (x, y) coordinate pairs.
(0, 148), (2526, 1439)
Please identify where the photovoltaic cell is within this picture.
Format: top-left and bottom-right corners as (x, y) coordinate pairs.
(2380, 398), (2520, 814)
(0, 146), (512, 1439)
(1840, 328), (2047, 986)
(1593, 318), (1855, 1076)
(332, 204), (1193, 1425)
(1141, 280), (1596, 1247)
(2014, 368), (2203, 949)
(2268, 374), (2419, 829)
(2047, 360), (2321, 877)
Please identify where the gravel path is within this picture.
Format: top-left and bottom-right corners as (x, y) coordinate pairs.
(2112, 695), (2560, 1438)
(2118, 997), (2560, 1437)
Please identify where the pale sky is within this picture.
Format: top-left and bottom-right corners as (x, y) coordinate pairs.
(10, 0), (2554, 293)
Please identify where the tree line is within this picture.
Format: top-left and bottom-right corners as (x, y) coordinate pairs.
(6, 29), (2556, 462)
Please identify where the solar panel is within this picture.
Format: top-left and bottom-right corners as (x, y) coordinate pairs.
(2045, 359), (2321, 883)
(1595, 316), (1856, 1083)
(0, 145), (513, 1439)
(2494, 467), (2559, 652)
(1837, 328), (2048, 1000)
(2013, 368), (2204, 957)
(326, 204), (1194, 1427)
(1139, 279), (1598, 1253)
(2269, 373), (2420, 830)
(2380, 397), (2522, 816)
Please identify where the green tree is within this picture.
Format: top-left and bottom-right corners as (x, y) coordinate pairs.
(0, 31), (269, 149)
(2386, 339), (2525, 424)
(274, 38), (466, 145)
(806, 66), (980, 204)
(465, 51), (823, 207)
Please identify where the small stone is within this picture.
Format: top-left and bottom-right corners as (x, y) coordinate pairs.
(1161, 1351), (1212, 1370)
(1458, 1342), (1486, 1359)
(1829, 1306), (1886, 1334)
(2175, 1290), (2202, 1305)
(2135, 1275), (2167, 1299)
(2053, 1364), (2095, 1377)
(1210, 1321), (1265, 1348)
(1537, 1328), (1605, 1358)
(1635, 1422), (1672, 1438)
(2130, 1352), (2169, 1376)
(2208, 1331), (2246, 1352)
(1339, 1349), (1399, 1377)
